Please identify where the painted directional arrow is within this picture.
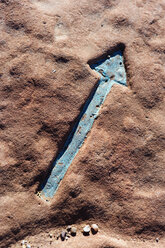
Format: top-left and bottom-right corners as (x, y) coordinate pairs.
(39, 50), (127, 199)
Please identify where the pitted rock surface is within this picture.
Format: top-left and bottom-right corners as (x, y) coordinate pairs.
(0, 0), (165, 247)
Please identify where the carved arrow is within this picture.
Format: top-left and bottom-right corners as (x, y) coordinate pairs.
(39, 50), (127, 200)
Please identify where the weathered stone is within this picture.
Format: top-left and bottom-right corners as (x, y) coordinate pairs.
(21, 240), (27, 245)
(66, 225), (72, 232)
(91, 224), (99, 234)
(26, 245), (31, 248)
(60, 231), (67, 241)
(0, 1), (165, 248)
(71, 227), (77, 236)
(83, 225), (90, 235)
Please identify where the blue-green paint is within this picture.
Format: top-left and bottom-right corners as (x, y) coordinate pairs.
(41, 51), (127, 199)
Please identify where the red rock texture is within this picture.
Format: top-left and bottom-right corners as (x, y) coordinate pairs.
(0, 0), (165, 247)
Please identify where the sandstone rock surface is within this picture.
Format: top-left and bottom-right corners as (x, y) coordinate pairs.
(0, 0), (165, 247)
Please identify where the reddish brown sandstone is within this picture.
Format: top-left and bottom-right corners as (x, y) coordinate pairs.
(0, 0), (165, 247)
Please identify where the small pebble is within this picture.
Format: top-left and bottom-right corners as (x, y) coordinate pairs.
(52, 69), (56, 73)
(67, 225), (71, 232)
(49, 233), (53, 238)
(156, 237), (159, 242)
(83, 225), (90, 234)
(21, 240), (27, 245)
(71, 226), (77, 236)
(61, 231), (67, 241)
(26, 245), (31, 248)
(91, 224), (99, 234)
